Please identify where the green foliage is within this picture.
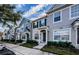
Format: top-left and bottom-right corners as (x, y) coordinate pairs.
(10, 39), (15, 42)
(27, 40), (38, 45)
(0, 4), (22, 26)
(16, 40), (23, 43)
(21, 40), (38, 48)
(47, 41), (75, 48)
(1, 39), (9, 42)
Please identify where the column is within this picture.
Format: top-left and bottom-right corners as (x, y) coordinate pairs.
(46, 29), (48, 44)
(39, 30), (40, 44)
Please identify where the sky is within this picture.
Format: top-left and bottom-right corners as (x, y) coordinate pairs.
(15, 4), (53, 20)
(0, 4), (53, 32)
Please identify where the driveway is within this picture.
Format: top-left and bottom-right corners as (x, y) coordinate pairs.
(3, 43), (55, 55)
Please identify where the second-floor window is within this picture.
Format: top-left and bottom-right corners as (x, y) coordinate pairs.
(54, 11), (61, 23)
(71, 5), (79, 18)
(39, 19), (47, 27)
(33, 21), (38, 28)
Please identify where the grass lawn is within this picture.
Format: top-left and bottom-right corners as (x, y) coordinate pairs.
(20, 43), (38, 48)
(41, 45), (79, 55)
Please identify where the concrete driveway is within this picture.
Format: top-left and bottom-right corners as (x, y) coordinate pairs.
(3, 43), (55, 55)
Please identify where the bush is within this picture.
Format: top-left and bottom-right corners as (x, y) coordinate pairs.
(27, 40), (38, 45)
(47, 41), (75, 48)
(47, 41), (58, 46)
(10, 39), (15, 42)
(2, 39), (9, 42)
(16, 40), (23, 43)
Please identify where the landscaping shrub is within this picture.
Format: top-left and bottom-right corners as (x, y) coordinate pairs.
(2, 39), (10, 42)
(47, 41), (75, 48)
(27, 40), (38, 45)
(16, 40), (23, 43)
(10, 39), (15, 42)
(47, 41), (58, 46)
(58, 41), (71, 48)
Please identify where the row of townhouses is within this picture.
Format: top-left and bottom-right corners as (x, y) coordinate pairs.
(32, 4), (79, 49)
(2, 4), (79, 49)
(3, 18), (31, 43)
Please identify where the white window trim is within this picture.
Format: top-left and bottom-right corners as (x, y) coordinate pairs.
(53, 28), (71, 42)
(53, 10), (62, 24)
(69, 4), (79, 20)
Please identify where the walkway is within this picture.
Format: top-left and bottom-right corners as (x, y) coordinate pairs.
(3, 43), (55, 55)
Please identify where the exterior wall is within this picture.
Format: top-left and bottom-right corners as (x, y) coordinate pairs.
(32, 17), (48, 44)
(47, 4), (78, 47)
(47, 14), (53, 41)
(32, 4), (79, 48)
(32, 28), (39, 42)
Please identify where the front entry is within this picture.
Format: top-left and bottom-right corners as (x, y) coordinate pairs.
(40, 30), (46, 43)
(43, 32), (46, 42)
(26, 33), (29, 40)
(77, 28), (79, 44)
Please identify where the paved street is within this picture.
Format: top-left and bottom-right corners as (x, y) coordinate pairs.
(3, 43), (55, 55)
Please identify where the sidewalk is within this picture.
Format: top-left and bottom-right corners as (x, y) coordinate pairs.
(3, 43), (55, 55)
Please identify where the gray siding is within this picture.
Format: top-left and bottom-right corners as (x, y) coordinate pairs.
(47, 5), (77, 46)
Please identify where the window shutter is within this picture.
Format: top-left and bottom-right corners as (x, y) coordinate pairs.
(45, 19), (47, 26)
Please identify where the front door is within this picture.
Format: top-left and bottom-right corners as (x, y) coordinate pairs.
(77, 28), (79, 44)
(40, 30), (46, 43)
(27, 33), (29, 40)
(43, 32), (46, 42)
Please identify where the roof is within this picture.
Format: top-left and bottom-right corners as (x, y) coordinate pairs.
(32, 15), (48, 23)
(46, 4), (72, 14)
(71, 18), (79, 26)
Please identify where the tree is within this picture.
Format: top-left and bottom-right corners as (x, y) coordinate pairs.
(0, 4), (22, 26)
(0, 4), (22, 41)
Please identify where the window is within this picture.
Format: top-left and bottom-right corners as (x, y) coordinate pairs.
(39, 19), (47, 27)
(41, 19), (45, 26)
(54, 11), (61, 23)
(33, 21), (38, 28)
(53, 29), (70, 41)
(35, 33), (39, 39)
(71, 5), (79, 18)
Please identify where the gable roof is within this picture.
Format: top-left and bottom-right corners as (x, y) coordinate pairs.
(46, 4), (72, 14)
(32, 15), (48, 23)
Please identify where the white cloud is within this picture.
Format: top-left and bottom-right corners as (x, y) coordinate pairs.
(16, 4), (22, 8)
(30, 13), (46, 20)
(16, 4), (25, 9)
(23, 4), (48, 18)
(14, 4), (25, 12)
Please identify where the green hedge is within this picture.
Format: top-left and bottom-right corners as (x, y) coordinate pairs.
(10, 39), (15, 42)
(47, 41), (75, 48)
(1, 39), (10, 42)
(16, 40), (23, 43)
(1, 39), (23, 43)
(27, 40), (38, 45)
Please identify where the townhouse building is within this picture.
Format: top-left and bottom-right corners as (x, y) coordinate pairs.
(32, 4), (79, 49)
(16, 18), (31, 42)
(32, 15), (48, 44)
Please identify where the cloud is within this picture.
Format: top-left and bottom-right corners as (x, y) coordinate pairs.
(14, 4), (25, 12)
(29, 13), (46, 20)
(23, 4), (48, 18)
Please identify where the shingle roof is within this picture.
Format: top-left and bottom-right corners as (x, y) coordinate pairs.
(32, 15), (48, 23)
